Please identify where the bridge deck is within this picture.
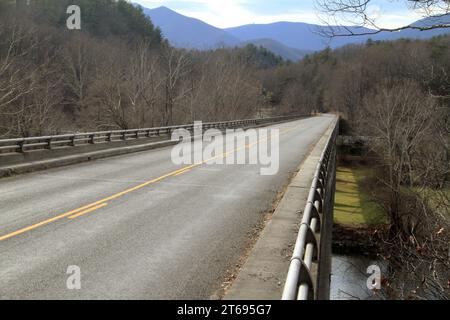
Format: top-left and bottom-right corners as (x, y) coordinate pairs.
(0, 116), (334, 299)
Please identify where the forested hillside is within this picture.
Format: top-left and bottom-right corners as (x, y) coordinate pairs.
(263, 37), (450, 124)
(0, 0), (283, 137)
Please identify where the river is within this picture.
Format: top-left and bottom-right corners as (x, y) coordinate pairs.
(330, 254), (384, 300)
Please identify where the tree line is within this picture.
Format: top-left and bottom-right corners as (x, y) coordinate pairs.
(0, 0), (285, 137)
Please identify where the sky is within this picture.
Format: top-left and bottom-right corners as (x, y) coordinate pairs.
(133, 0), (424, 29)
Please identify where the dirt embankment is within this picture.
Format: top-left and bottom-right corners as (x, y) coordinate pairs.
(332, 224), (383, 257)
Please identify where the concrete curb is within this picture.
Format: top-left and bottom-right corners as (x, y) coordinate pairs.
(224, 119), (337, 300)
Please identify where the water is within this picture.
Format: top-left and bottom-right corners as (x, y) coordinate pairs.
(331, 254), (383, 300)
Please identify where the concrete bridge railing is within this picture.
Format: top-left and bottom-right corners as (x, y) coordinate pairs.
(282, 119), (338, 300)
(0, 115), (306, 155)
(0, 114), (309, 177)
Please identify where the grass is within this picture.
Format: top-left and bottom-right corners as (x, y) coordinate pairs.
(416, 187), (450, 219)
(439, 188), (450, 218)
(334, 167), (388, 227)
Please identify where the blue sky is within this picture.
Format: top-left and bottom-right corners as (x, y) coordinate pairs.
(134, 0), (423, 28)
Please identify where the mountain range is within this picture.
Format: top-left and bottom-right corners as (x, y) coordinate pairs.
(141, 6), (450, 61)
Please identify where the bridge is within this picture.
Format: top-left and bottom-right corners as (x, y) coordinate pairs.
(0, 115), (338, 300)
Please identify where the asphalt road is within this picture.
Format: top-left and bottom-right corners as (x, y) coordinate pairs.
(0, 116), (334, 299)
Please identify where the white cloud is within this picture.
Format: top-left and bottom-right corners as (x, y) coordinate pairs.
(176, 1), (322, 28)
(374, 12), (423, 29)
(178, 10), (321, 28)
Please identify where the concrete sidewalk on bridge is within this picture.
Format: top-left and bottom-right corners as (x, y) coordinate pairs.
(224, 119), (336, 300)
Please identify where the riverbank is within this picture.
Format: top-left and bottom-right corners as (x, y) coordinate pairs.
(332, 166), (387, 255)
(331, 165), (388, 300)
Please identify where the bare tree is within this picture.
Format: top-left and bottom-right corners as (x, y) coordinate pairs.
(195, 50), (261, 121)
(0, 18), (62, 137)
(160, 45), (191, 126)
(13, 75), (63, 137)
(91, 52), (128, 130)
(359, 81), (441, 228)
(317, 0), (450, 37)
(183, 53), (210, 122)
(63, 34), (95, 113)
(358, 80), (449, 299)
(123, 42), (164, 128)
(0, 21), (37, 115)
(89, 42), (164, 130)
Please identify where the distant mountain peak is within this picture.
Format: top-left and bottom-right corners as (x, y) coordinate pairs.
(151, 6), (180, 14)
(412, 13), (450, 27)
(143, 5), (240, 49)
(141, 4), (450, 57)
(155, 5), (171, 10)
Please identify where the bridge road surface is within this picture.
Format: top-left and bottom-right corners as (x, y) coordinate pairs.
(0, 116), (334, 299)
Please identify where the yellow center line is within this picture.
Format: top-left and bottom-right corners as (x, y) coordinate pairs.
(174, 168), (192, 176)
(0, 124), (301, 242)
(0, 204), (100, 241)
(67, 203), (108, 220)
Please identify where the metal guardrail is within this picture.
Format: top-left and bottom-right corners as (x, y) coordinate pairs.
(0, 115), (305, 154)
(282, 120), (338, 300)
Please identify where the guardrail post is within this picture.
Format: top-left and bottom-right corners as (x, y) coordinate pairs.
(106, 132), (112, 142)
(71, 135), (76, 147)
(122, 132), (127, 141)
(89, 134), (95, 144)
(18, 141), (25, 153)
(47, 138), (52, 150)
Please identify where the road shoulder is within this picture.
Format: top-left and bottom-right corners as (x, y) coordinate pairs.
(224, 119), (336, 300)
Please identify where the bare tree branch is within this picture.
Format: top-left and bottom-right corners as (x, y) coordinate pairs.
(316, 0), (450, 37)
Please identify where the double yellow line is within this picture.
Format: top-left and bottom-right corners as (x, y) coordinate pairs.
(0, 164), (199, 241)
(0, 125), (298, 242)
